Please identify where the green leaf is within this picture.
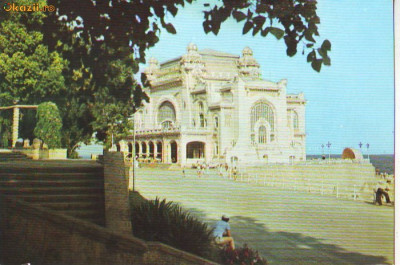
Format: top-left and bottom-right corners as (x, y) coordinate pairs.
(311, 59), (323, 72)
(321, 39), (331, 51)
(260, 28), (269, 37)
(304, 30), (315, 42)
(252, 26), (261, 36)
(323, 56), (331, 66)
(306, 43), (313, 48)
(307, 50), (316, 62)
(253, 16), (266, 27)
(232, 10), (246, 22)
(268, 27), (284, 40)
(242, 21), (253, 34)
(165, 23), (176, 34)
(317, 48), (326, 57)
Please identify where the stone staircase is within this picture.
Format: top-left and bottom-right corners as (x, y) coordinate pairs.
(0, 151), (30, 161)
(0, 160), (105, 226)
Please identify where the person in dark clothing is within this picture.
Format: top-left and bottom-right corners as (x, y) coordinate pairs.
(374, 181), (391, 205)
(376, 188), (391, 205)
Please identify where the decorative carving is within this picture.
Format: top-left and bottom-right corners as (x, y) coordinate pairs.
(237, 47), (261, 79)
(144, 57), (160, 83)
(180, 43), (206, 89)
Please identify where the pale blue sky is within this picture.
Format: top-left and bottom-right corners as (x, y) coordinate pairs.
(141, 0), (394, 155)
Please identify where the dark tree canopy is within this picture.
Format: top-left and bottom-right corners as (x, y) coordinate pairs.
(46, 0), (330, 73)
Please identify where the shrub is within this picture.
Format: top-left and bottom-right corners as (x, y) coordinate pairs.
(220, 244), (268, 265)
(131, 197), (214, 257)
(34, 102), (62, 149)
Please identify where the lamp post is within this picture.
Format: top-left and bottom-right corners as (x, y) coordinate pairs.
(358, 142), (363, 159)
(327, 142), (331, 162)
(366, 143), (370, 161)
(321, 144), (325, 160)
(131, 116), (135, 191)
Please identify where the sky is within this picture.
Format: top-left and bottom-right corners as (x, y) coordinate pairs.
(140, 0), (394, 155)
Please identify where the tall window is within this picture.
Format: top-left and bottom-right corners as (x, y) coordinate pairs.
(251, 102), (274, 131)
(198, 101), (206, 128)
(214, 116), (219, 128)
(135, 110), (144, 129)
(258, 126), (267, 144)
(292, 111), (299, 129)
(157, 101), (176, 126)
(199, 114), (205, 127)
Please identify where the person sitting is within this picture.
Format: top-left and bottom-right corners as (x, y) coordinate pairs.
(374, 181), (391, 205)
(213, 215), (235, 250)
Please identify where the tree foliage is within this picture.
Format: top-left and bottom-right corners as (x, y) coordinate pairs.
(45, 0), (330, 73)
(34, 102), (62, 148)
(202, 0), (331, 72)
(0, 0), (330, 154)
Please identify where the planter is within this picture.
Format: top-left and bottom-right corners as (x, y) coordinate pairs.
(44, 149), (67, 160)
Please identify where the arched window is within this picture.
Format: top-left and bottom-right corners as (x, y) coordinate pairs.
(157, 101), (176, 126)
(292, 111), (299, 129)
(258, 126), (267, 144)
(197, 101), (206, 128)
(251, 102), (274, 131)
(199, 114), (205, 127)
(135, 110), (144, 129)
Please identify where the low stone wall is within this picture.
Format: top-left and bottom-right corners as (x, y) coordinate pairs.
(0, 196), (219, 265)
(235, 163), (377, 200)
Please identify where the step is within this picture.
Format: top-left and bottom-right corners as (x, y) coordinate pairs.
(57, 209), (105, 219)
(0, 172), (103, 180)
(0, 186), (104, 195)
(15, 193), (105, 203)
(0, 179), (103, 188)
(0, 167), (103, 174)
(35, 201), (104, 211)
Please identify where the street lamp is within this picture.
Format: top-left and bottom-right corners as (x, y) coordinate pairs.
(366, 143), (370, 161)
(327, 141), (332, 162)
(358, 142), (363, 149)
(321, 144), (325, 160)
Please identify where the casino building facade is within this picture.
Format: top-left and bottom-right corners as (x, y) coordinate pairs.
(128, 44), (306, 167)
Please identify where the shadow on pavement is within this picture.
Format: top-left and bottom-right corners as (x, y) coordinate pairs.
(187, 208), (391, 265)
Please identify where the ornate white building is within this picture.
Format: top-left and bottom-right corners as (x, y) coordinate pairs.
(129, 44), (306, 167)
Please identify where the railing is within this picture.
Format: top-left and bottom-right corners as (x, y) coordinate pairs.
(224, 171), (372, 201)
(135, 126), (212, 135)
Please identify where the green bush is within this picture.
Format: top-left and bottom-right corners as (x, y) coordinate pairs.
(131, 197), (214, 257)
(34, 102), (62, 149)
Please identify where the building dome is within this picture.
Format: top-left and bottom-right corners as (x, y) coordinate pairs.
(242, 46), (253, 56)
(342, 148), (363, 160)
(149, 57), (158, 65)
(187, 43), (198, 52)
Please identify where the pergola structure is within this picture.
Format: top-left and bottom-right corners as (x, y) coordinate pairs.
(0, 105), (38, 148)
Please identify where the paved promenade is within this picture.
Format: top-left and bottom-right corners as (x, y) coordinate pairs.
(135, 167), (394, 265)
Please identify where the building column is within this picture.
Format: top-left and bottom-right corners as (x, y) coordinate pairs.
(138, 141), (142, 157)
(146, 141), (150, 158)
(180, 140), (187, 167)
(163, 140), (169, 163)
(12, 107), (19, 148)
(205, 142), (213, 163)
(153, 142), (158, 159)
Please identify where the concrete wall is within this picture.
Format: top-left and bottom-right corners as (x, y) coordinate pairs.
(0, 196), (219, 265)
(236, 161), (377, 200)
(103, 151), (132, 234)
